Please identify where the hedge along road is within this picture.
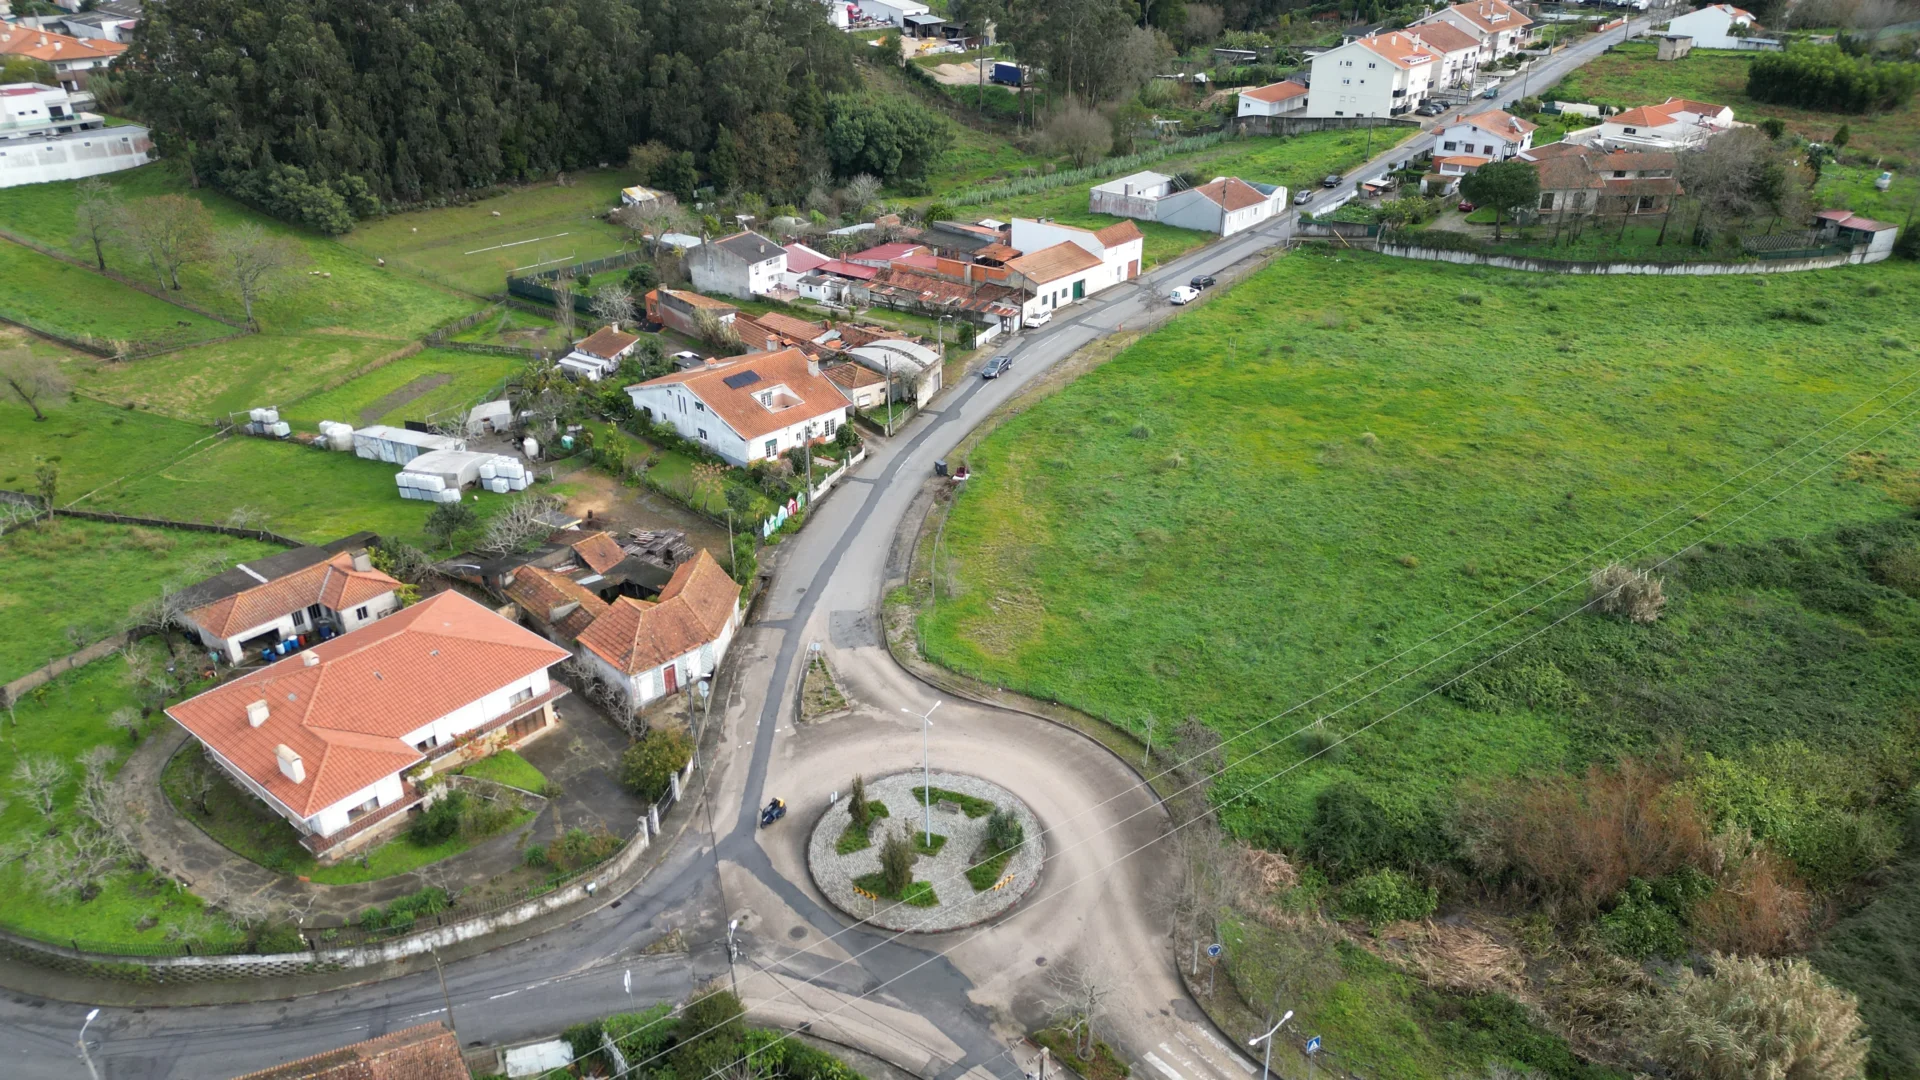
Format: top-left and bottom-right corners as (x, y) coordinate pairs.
(0, 26), (1650, 1070)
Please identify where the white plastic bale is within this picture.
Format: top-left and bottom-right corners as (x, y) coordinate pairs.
(262, 408), (279, 424)
(249, 408), (266, 423)
(479, 462), (497, 481)
(509, 475), (529, 491)
(271, 421), (291, 437)
(437, 488), (461, 503)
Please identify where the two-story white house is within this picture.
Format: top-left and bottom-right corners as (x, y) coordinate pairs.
(179, 543), (403, 664)
(1010, 217), (1144, 286)
(1304, 32), (1436, 118)
(1436, 109), (1536, 161)
(576, 549), (741, 707)
(1664, 4), (1756, 48)
(1413, 0), (1534, 65)
(625, 347), (852, 467)
(166, 590), (572, 860)
(687, 230), (787, 300)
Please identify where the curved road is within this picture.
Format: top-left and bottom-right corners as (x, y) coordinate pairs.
(0, 25), (1645, 1077)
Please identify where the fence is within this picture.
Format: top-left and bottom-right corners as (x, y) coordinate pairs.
(422, 303), (505, 344)
(429, 340), (548, 360)
(506, 249), (652, 313)
(0, 755), (699, 981)
(1, 630), (134, 709)
(0, 228), (250, 330)
(1373, 241), (1872, 275)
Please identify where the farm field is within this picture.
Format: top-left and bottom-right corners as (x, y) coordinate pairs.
(342, 170), (641, 296)
(78, 334), (409, 422)
(0, 239), (230, 349)
(0, 518), (280, 682)
(279, 348), (521, 429)
(920, 251), (1920, 838)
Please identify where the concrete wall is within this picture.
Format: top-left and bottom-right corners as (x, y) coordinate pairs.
(1233, 114), (1418, 137)
(1376, 242), (1884, 273)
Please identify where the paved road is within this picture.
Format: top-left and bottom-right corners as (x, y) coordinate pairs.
(0, 29), (1646, 1077)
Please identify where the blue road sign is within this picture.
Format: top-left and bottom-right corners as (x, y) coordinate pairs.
(1206, 943), (1222, 958)
(1304, 1037), (1322, 1055)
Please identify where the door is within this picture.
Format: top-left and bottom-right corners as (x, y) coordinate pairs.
(1127, 260), (1139, 279)
(663, 663), (678, 695)
(1072, 279), (1085, 301)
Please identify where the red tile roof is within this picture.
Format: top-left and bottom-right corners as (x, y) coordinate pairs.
(1462, 109), (1537, 139)
(1190, 177), (1274, 211)
(783, 243), (830, 273)
(167, 592), (570, 818)
(0, 27), (125, 63)
(1438, 155), (1492, 168)
(1356, 31), (1435, 69)
(1408, 21), (1480, 53)
(1093, 220), (1144, 247)
(229, 1022), (467, 1080)
(754, 311), (829, 342)
(628, 348), (850, 441)
(1436, 0), (1532, 34)
(1005, 241), (1102, 284)
(823, 362), (887, 391)
(1241, 81), (1308, 103)
(575, 325), (639, 359)
(502, 564), (610, 640)
(577, 550), (739, 675)
(188, 552), (399, 640)
(566, 531), (628, 575)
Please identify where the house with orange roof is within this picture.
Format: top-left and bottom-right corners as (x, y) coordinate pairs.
(166, 591), (572, 858)
(1237, 80), (1309, 118)
(1404, 21), (1482, 90)
(230, 1022), (468, 1080)
(645, 287), (738, 339)
(1412, 0), (1533, 63)
(575, 549), (741, 705)
(1004, 217), (1144, 319)
(1570, 97), (1735, 151)
(558, 324), (641, 381)
(1155, 176), (1289, 237)
(0, 26), (124, 97)
(1304, 31), (1436, 118)
(176, 537), (402, 664)
(1436, 109), (1537, 161)
(624, 347), (851, 467)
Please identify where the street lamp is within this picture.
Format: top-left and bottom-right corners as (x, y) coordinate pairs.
(77, 1007), (101, 1080)
(901, 701), (941, 844)
(1249, 1011), (1293, 1080)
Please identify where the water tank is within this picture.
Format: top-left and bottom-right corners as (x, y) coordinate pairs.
(523, 437), (540, 458)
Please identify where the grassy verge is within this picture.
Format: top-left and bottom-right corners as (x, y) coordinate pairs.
(1031, 1030), (1131, 1080)
(852, 872), (939, 907)
(835, 801), (891, 855)
(452, 749), (547, 793)
(911, 786), (994, 817)
(911, 832), (948, 856)
(0, 517), (280, 682)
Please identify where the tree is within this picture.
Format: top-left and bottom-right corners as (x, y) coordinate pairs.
(1044, 102), (1113, 168)
(823, 92), (952, 183)
(33, 459), (58, 520)
(481, 494), (564, 554)
(880, 826), (916, 894)
(1760, 116), (1786, 140)
(1459, 161), (1539, 240)
(614, 199), (683, 257)
(842, 173), (884, 218)
(1, 351), (70, 423)
(1046, 955), (1115, 1057)
(424, 500), (478, 549)
(1647, 953), (1869, 1080)
(109, 706), (144, 744)
(0, 56), (54, 85)
(370, 538), (436, 583)
(121, 194), (213, 290)
(1832, 122), (1851, 151)
(620, 727), (693, 801)
(11, 756), (67, 820)
(694, 309), (743, 356)
(590, 285), (636, 330)
(551, 273), (578, 341)
(73, 178), (122, 272)
(848, 774), (870, 827)
(211, 223), (306, 327)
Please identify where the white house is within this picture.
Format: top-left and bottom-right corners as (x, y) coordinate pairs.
(166, 591), (571, 859)
(1089, 170), (1176, 220)
(780, 242), (831, 291)
(1405, 21), (1483, 90)
(847, 339), (943, 408)
(178, 544), (403, 665)
(625, 347), (852, 467)
(1436, 109), (1536, 161)
(1304, 32), (1435, 118)
(1413, 0), (1534, 64)
(1155, 177), (1288, 236)
(686, 230), (787, 300)
(1237, 80), (1309, 117)
(558, 324), (640, 382)
(576, 549), (741, 707)
(1010, 217), (1144, 287)
(0, 82), (151, 188)
(1568, 97), (1735, 151)
(1664, 4), (1755, 49)
(857, 0), (928, 27)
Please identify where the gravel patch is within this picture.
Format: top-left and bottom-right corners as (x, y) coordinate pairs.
(807, 771), (1044, 933)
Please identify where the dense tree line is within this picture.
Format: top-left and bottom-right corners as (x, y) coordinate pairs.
(1748, 45), (1919, 113)
(120, 0), (864, 232)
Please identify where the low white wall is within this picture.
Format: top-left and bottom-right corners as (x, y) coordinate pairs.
(1376, 243), (1885, 274)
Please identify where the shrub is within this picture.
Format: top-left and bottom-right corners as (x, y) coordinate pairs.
(1645, 953), (1869, 1080)
(551, 826), (622, 870)
(848, 774), (870, 828)
(1301, 783), (1451, 879)
(983, 806), (1024, 856)
(620, 727), (693, 802)
(1598, 878), (1687, 960)
(880, 826), (915, 894)
(1747, 46), (1919, 113)
(1690, 846), (1811, 957)
(1293, 726), (1346, 763)
(1587, 562), (1665, 623)
(409, 790), (468, 845)
(1335, 867), (1437, 928)
(524, 843), (549, 868)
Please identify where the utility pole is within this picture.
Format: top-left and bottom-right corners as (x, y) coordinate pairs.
(431, 949), (460, 1046)
(884, 351), (894, 437)
(76, 1008), (101, 1080)
(1249, 1011), (1293, 1080)
(901, 700), (941, 844)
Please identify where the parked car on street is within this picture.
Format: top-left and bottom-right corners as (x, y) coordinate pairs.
(1321, 173), (1342, 188)
(1025, 308), (1053, 328)
(1168, 286), (1200, 305)
(982, 355), (1013, 379)
(1482, 85), (1500, 98)
(1458, 200), (1476, 212)
(1190, 274), (1217, 290)
(1415, 102), (1445, 116)
(1293, 189), (1314, 205)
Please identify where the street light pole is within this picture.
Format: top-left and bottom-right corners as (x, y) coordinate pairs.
(77, 1007), (101, 1080)
(900, 701), (941, 844)
(1249, 1011), (1293, 1080)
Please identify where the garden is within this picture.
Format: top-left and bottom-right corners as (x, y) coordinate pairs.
(916, 249), (1920, 1077)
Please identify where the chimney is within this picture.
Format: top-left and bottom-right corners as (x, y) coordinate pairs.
(351, 551), (373, 573)
(549, 601), (580, 625)
(246, 700), (270, 727)
(303, 652), (319, 667)
(275, 744), (305, 784)
(807, 356), (821, 378)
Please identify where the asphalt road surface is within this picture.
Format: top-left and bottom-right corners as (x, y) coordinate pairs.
(0, 27), (1648, 1078)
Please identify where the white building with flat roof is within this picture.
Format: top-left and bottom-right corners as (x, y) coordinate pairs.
(0, 83), (150, 187)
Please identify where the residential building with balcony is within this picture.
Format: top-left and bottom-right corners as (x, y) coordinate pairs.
(1303, 32), (1436, 118)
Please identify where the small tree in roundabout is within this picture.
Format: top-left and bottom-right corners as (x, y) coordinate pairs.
(880, 826), (915, 895)
(1460, 160), (1541, 241)
(848, 774), (870, 828)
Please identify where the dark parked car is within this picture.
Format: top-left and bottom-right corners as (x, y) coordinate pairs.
(1189, 274), (1216, 290)
(982, 355), (1013, 379)
(1415, 102), (1445, 117)
(1321, 173), (1342, 188)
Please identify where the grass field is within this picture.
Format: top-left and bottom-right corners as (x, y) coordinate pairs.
(342, 170), (641, 296)
(919, 251), (1920, 845)
(78, 334), (409, 421)
(279, 348), (521, 429)
(0, 239), (229, 348)
(0, 518), (280, 682)
(0, 646), (242, 950)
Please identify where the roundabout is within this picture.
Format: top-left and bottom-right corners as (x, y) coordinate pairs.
(805, 771), (1043, 933)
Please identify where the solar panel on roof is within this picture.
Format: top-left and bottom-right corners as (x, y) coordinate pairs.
(723, 370), (762, 389)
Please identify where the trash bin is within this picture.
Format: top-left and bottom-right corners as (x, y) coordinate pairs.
(935, 459), (948, 477)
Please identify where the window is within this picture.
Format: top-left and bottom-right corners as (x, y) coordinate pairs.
(292, 609), (306, 627)
(1342, 78), (1351, 85)
(355, 606), (369, 620)
(764, 439), (778, 458)
(509, 685), (534, 707)
(414, 734), (440, 752)
(1624, 127), (1638, 135)
(1368, 62), (1377, 68)
(1539, 192), (1556, 210)
(1638, 196), (1656, 211)
(1484, 144), (1495, 155)
(824, 417), (838, 436)
(698, 427), (709, 440)
(1443, 141), (1457, 151)
(1613, 170), (1627, 178)
(308, 604), (322, 621)
(695, 401), (706, 412)
(346, 795), (381, 822)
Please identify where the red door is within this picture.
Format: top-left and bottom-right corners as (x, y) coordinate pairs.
(1128, 260), (1139, 279)
(663, 664), (678, 694)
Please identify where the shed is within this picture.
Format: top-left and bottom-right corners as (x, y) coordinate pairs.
(352, 425), (466, 464)
(466, 400), (513, 437)
(403, 449), (498, 488)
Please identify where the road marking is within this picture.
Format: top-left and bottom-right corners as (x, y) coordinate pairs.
(1184, 1026), (1259, 1075)
(1145, 1052), (1187, 1080)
